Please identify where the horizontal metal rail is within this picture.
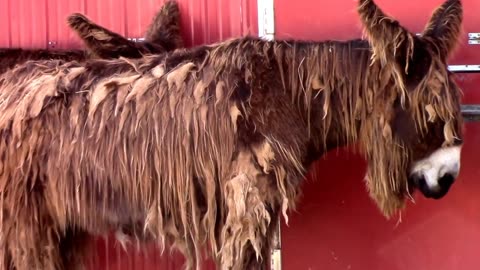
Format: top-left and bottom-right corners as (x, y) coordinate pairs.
(449, 65), (480, 73)
(462, 105), (480, 122)
(449, 65), (480, 121)
(127, 37), (145, 42)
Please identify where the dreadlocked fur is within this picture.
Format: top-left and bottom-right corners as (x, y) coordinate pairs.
(0, 48), (87, 75)
(0, 0), (464, 269)
(0, 0), (183, 74)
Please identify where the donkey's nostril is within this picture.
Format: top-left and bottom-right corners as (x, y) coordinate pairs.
(409, 173), (427, 190)
(438, 173), (455, 189)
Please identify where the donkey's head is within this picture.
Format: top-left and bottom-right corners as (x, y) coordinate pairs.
(357, 0), (464, 216)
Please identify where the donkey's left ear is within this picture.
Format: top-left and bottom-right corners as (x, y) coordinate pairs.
(144, 0), (184, 51)
(357, 0), (413, 66)
(422, 0), (463, 59)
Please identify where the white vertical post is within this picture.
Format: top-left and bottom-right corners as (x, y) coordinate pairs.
(270, 219), (282, 270)
(257, 1), (279, 269)
(257, 0), (275, 40)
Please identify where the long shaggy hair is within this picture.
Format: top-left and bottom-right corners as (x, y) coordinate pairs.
(0, 0), (464, 269)
(0, 0), (183, 74)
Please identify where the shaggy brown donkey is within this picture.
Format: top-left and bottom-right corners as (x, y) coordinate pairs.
(0, 0), (464, 269)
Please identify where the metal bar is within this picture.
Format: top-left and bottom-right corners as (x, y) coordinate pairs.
(468, 33), (480, 39)
(449, 65), (480, 73)
(462, 105), (480, 122)
(127, 37), (145, 42)
(270, 219), (282, 270)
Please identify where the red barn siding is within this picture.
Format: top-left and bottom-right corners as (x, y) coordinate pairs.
(275, 0), (480, 269)
(0, 0), (258, 49)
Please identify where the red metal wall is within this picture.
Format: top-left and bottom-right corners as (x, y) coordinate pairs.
(0, 0), (257, 49)
(275, 0), (480, 269)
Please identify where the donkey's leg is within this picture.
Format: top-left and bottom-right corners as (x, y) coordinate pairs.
(240, 209), (281, 270)
(220, 173), (269, 269)
(218, 149), (282, 270)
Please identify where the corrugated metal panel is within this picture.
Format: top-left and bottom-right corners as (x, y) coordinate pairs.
(274, 0), (480, 270)
(0, 0), (49, 48)
(120, 0), (258, 47)
(0, 0), (11, 47)
(0, 0), (257, 269)
(45, 0), (86, 49)
(0, 0), (258, 49)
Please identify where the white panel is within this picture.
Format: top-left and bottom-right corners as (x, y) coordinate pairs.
(257, 0), (274, 40)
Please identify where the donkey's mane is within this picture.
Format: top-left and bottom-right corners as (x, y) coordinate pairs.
(0, 48), (87, 74)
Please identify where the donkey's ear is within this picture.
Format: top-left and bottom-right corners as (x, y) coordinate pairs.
(357, 0), (414, 66)
(144, 0), (184, 51)
(67, 13), (142, 59)
(422, 0), (463, 59)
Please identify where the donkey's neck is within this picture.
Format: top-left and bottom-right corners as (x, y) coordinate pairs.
(271, 38), (376, 158)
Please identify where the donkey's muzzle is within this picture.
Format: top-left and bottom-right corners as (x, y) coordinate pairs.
(409, 172), (456, 200)
(408, 145), (461, 200)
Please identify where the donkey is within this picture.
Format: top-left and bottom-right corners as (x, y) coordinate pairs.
(0, 0), (464, 269)
(0, 0), (183, 74)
